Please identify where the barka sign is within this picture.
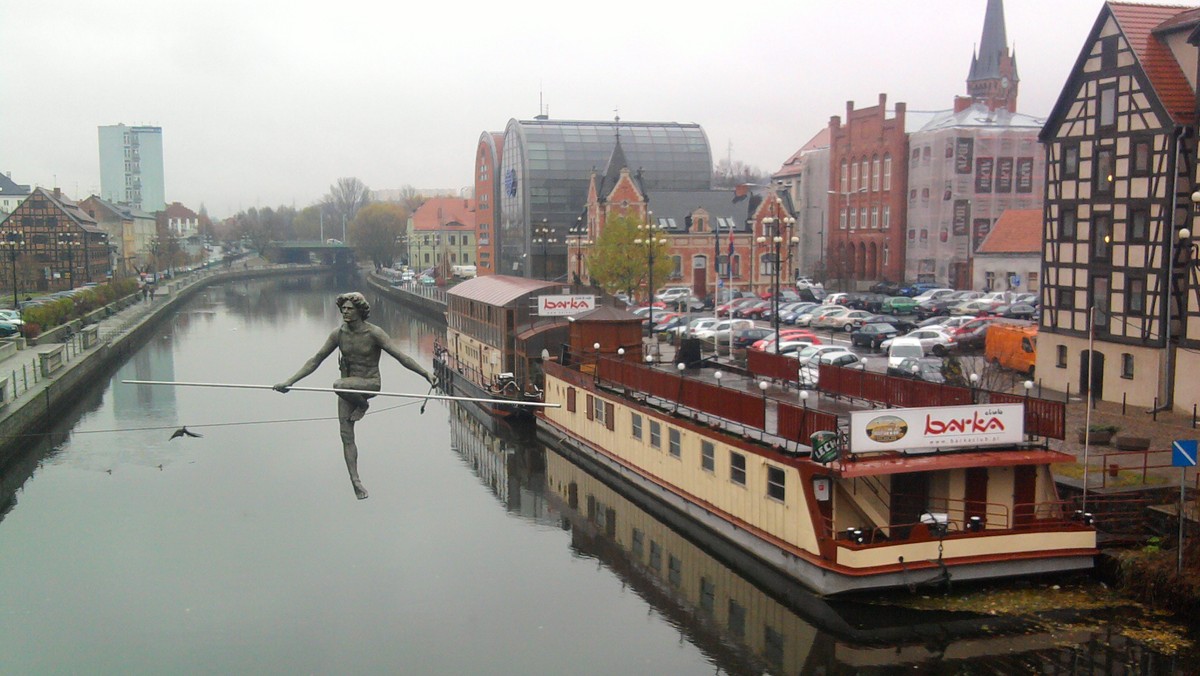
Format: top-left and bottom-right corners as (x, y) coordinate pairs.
(537, 295), (596, 316)
(849, 403), (1024, 453)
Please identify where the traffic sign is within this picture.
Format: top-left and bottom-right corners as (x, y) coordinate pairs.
(1172, 439), (1197, 467)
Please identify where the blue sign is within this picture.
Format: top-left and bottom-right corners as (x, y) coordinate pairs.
(1172, 439), (1197, 467)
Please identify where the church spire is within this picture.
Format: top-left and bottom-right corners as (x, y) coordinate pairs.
(966, 0), (1019, 112)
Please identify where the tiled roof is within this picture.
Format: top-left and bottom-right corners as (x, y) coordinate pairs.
(773, 127), (830, 178)
(447, 274), (560, 307)
(1109, 2), (1198, 125)
(412, 197), (475, 231)
(39, 188), (106, 235)
(976, 209), (1041, 254)
(163, 202), (197, 219)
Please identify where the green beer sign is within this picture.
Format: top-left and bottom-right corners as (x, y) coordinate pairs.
(810, 431), (840, 464)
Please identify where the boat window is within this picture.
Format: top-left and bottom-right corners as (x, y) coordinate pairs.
(631, 413), (642, 440)
(701, 441), (715, 472)
(650, 421), (662, 449)
(668, 429), (681, 458)
(730, 452), (746, 485)
(767, 466), (785, 501)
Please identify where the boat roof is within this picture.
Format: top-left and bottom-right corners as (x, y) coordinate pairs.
(448, 275), (562, 307)
(822, 448), (1073, 478)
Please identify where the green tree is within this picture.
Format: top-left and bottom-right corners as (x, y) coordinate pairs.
(588, 212), (673, 301)
(349, 202), (409, 270)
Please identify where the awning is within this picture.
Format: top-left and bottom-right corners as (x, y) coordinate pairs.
(829, 448), (1075, 478)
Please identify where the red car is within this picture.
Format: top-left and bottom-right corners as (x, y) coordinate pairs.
(752, 329), (821, 351)
(717, 297), (760, 317)
(736, 300), (772, 319)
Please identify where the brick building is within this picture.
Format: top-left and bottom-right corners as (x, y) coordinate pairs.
(0, 188), (110, 291)
(474, 132), (503, 276)
(827, 94), (908, 288)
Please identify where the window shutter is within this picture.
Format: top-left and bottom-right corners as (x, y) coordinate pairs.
(605, 402), (615, 431)
(586, 395), (594, 421)
(567, 387), (576, 412)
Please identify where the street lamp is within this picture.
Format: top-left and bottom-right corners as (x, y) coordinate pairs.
(58, 232), (77, 290)
(756, 214), (799, 350)
(1, 229), (23, 311)
(532, 218), (557, 280)
(635, 213), (667, 355)
(568, 218), (592, 285)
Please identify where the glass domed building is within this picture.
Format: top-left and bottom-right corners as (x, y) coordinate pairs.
(496, 117), (712, 279)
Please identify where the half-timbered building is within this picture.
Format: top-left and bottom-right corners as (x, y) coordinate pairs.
(1038, 3), (1200, 412)
(0, 188), (110, 292)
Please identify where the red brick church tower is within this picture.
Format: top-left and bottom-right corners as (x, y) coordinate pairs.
(967, 0), (1019, 112)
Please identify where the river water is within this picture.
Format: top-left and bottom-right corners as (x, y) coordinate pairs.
(0, 274), (1195, 674)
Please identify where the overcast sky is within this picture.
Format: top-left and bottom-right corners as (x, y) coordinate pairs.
(0, 0), (1157, 218)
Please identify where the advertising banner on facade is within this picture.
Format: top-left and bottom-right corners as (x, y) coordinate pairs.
(952, 199), (971, 236)
(955, 137), (974, 174)
(849, 404), (1025, 453)
(1016, 157), (1034, 193)
(537, 295), (596, 316)
(975, 157), (994, 193)
(972, 218), (992, 252)
(996, 157), (1014, 193)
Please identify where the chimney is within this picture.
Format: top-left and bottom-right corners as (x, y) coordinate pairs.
(954, 95), (974, 113)
(53, 187), (61, 199)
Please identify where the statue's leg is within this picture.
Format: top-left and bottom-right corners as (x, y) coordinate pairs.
(334, 377), (375, 422)
(338, 397), (368, 500)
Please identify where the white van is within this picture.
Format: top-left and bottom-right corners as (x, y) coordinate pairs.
(886, 337), (925, 370)
(451, 265), (477, 279)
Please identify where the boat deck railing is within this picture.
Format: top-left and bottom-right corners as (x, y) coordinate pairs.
(828, 497), (1091, 547)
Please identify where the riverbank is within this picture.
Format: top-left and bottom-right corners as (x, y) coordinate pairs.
(0, 261), (327, 467)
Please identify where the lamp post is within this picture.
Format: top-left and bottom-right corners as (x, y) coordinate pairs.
(532, 218), (557, 280)
(756, 213), (799, 351)
(568, 218), (592, 285)
(635, 215), (667, 358)
(58, 232), (77, 289)
(1, 229), (23, 311)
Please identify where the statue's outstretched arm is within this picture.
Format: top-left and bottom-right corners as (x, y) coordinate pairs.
(274, 331), (339, 391)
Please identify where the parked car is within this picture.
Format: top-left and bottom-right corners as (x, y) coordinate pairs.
(850, 322), (901, 350)
(793, 344), (852, 367)
(779, 302), (820, 324)
(731, 327), (773, 349)
(655, 287), (692, 303)
(645, 312), (683, 334)
(993, 302), (1039, 321)
(652, 315), (689, 335)
(911, 288), (956, 304)
(810, 306), (854, 329)
(952, 299), (1005, 316)
(887, 357), (947, 383)
(823, 292), (852, 306)
(683, 317), (720, 338)
(880, 296), (918, 315)
(884, 336), (925, 370)
(799, 350), (866, 387)
(899, 282), (941, 297)
(985, 321), (1038, 377)
(793, 305), (840, 327)
(847, 293), (888, 313)
(753, 329), (821, 351)
(769, 338), (822, 355)
(820, 309), (876, 332)
(718, 296), (761, 317)
(885, 327), (955, 356)
(949, 316), (997, 351)
(869, 280), (901, 295)
(696, 318), (755, 343)
(736, 300), (773, 319)
(0, 309), (23, 326)
(862, 313), (917, 333)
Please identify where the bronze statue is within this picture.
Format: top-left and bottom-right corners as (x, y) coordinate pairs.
(274, 292), (436, 499)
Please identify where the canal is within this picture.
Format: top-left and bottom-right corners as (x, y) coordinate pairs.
(0, 274), (1195, 674)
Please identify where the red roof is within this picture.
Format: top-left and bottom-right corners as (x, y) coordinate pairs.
(773, 127), (831, 178)
(447, 274), (560, 307)
(1110, 2), (1198, 125)
(977, 209), (1042, 254)
(412, 197), (475, 232)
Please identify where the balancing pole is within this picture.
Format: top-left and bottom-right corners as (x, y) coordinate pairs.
(122, 380), (561, 408)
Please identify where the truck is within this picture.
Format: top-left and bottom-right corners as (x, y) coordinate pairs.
(984, 321), (1037, 376)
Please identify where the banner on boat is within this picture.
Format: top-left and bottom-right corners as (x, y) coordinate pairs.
(537, 294), (596, 316)
(848, 403), (1024, 453)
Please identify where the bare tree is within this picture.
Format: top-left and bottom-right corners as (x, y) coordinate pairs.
(324, 177), (372, 240)
(349, 203), (409, 270)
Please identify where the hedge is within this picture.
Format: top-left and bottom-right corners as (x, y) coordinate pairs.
(20, 278), (139, 338)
